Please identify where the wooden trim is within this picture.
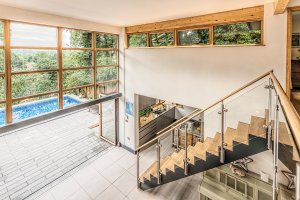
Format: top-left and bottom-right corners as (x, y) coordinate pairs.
(146, 33), (150, 47)
(95, 48), (118, 51)
(274, 0), (291, 14)
(97, 80), (118, 85)
(62, 66), (94, 71)
(287, 9), (292, 99)
(0, 100), (5, 104)
(10, 46), (58, 50)
(11, 69), (58, 75)
(62, 84), (94, 92)
(0, 73), (4, 76)
(93, 32), (97, 99)
(12, 91), (59, 102)
(126, 6), (264, 34)
(62, 47), (93, 51)
(289, 6), (300, 11)
(209, 26), (214, 45)
(4, 20), (12, 124)
(174, 29), (178, 46)
(270, 72), (300, 153)
(58, 27), (63, 109)
(96, 65), (118, 68)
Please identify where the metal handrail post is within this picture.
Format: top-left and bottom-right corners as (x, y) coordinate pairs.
(272, 95), (279, 200)
(184, 124), (188, 175)
(157, 138), (161, 184)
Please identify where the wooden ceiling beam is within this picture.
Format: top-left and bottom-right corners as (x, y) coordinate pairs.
(274, 0), (291, 14)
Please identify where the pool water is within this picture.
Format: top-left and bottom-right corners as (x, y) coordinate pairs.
(0, 96), (81, 126)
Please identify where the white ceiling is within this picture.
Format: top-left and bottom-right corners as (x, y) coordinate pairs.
(0, 0), (274, 27)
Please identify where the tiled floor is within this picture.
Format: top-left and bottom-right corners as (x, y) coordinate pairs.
(36, 146), (200, 200)
(0, 109), (112, 200)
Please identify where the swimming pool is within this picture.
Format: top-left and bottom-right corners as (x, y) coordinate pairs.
(0, 96), (81, 126)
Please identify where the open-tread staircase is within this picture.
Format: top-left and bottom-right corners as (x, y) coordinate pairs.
(139, 111), (299, 190)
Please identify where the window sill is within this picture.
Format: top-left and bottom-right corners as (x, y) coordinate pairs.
(126, 44), (265, 49)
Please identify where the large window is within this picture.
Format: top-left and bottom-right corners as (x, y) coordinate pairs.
(10, 22), (59, 122)
(62, 29), (94, 104)
(0, 21), (119, 126)
(96, 33), (118, 96)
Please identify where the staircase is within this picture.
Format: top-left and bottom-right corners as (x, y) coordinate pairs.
(136, 71), (300, 193)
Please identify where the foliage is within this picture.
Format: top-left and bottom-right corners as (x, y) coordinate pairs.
(151, 32), (174, 47)
(214, 22), (261, 45)
(97, 67), (117, 82)
(128, 34), (147, 47)
(179, 29), (209, 45)
(63, 69), (93, 89)
(96, 33), (118, 49)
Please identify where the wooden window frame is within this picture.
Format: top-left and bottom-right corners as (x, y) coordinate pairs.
(125, 6), (264, 49)
(176, 26), (211, 47)
(0, 19), (119, 125)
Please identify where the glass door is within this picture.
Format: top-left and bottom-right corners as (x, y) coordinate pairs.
(99, 99), (117, 145)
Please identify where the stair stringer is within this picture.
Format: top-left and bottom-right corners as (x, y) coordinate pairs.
(140, 135), (268, 190)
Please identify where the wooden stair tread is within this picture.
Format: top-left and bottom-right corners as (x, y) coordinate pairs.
(171, 149), (185, 168)
(234, 122), (249, 145)
(207, 133), (221, 156)
(278, 122), (293, 146)
(161, 156), (175, 175)
(249, 116), (266, 138)
(224, 127), (237, 151)
(140, 162), (157, 182)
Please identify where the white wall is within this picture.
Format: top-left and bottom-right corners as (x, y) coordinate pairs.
(0, 4), (121, 34)
(122, 3), (288, 150)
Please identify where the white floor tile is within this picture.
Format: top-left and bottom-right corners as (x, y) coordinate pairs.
(103, 147), (127, 162)
(80, 174), (111, 199)
(50, 177), (80, 200)
(113, 172), (136, 196)
(73, 165), (102, 185)
(65, 189), (91, 200)
(91, 156), (114, 173)
(116, 152), (136, 170)
(95, 185), (125, 200)
(100, 163), (126, 183)
(35, 192), (55, 200)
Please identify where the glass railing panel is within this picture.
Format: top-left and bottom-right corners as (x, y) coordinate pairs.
(224, 79), (268, 148)
(277, 101), (299, 199)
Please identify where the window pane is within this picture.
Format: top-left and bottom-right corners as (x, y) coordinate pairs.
(63, 69), (93, 89)
(62, 50), (92, 68)
(10, 23), (57, 47)
(96, 33), (118, 49)
(12, 72), (58, 98)
(128, 34), (147, 47)
(97, 67), (117, 83)
(11, 49), (58, 72)
(12, 94), (58, 123)
(0, 49), (4, 72)
(97, 81), (118, 96)
(0, 21), (3, 46)
(178, 29), (209, 46)
(0, 103), (5, 127)
(0, 76), (5, 100)
(214, 21), (261, 45)
(96, 51), (117, 66)
(62, 29), (92, 48)
(63, 87), (94, 108)
(101, 99), (116, 143)
(150, 32), (174, 47)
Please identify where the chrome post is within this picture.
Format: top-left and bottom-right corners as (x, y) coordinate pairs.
(176, 128), (180, 152)
(267, 78), (273, 150)
(156, 138), (161, 184)
(272, 95), (279, 200)
(184, 124), (189, 175)
(296, 162), (300, 200)
(137, 150), (141, 189)
(219, 102), (226, 164)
